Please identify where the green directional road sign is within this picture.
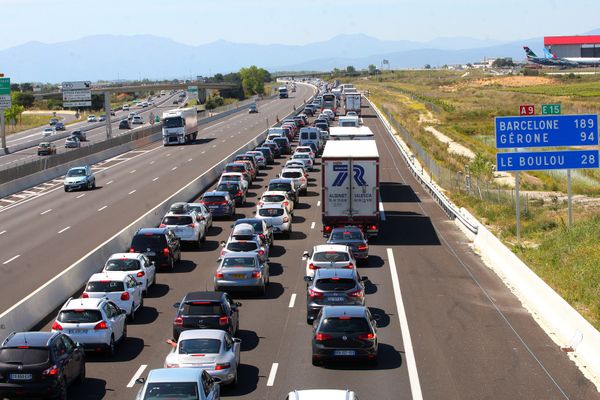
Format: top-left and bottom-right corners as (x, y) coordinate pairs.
(0, 77), (10, 110)
(541, 104), (561, 115)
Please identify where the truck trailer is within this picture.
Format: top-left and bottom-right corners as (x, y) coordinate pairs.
(344, 93), (362, 116)
(321, 140), (380, 238)
(161, 107), (198, 145)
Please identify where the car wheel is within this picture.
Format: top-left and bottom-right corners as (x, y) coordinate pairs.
(306, 316), (313, 325)
(230, 370), (238, 387)
(76, 362), (86, 385)
(311, 356), (322, 366)
(107, 335), (115, 357)
(64, 187), (69, 192)
(128, 305), (135, 322)
(258, 285), (266, 296)
(92, 180), (96, 189)
(55, 378), (67, 400)
(122, 323), (128, 342)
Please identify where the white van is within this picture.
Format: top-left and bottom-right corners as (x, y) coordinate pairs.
(299, 127), (323, 152)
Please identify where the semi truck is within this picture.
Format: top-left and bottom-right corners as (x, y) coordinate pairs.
(344, 93), (362, 116)
(278, 86), (289, 99)
(161, 107), (198, 145)
(321, 140), (380, 238)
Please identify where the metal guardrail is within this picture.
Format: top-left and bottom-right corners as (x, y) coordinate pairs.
(365, 96), (479, 234)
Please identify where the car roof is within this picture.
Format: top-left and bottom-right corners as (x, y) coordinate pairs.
(108, 252), (143, 261)
(178, 329), (226, 341)
(136, 227), (168, 235)
(288, 389), (355, 400)
(63, 297), (104, 310)
(322, 305), (368, 318)
(221, 251), (258, 259)
(269, 178), (293, 184)
(204, 191), (229, 196)
(3, 332), (58, 348)
(88, 271), (133, 282)
(313, 244), (349, 253)
(183, 291), (224, 301)
(314, 268), (357, 279)
(146, 368), (201, 383)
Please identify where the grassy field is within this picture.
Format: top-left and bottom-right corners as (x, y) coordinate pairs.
(352, 69), (600, 328)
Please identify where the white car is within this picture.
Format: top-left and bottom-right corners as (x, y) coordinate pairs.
(294, 146), (316, 161)
(132, 115), (144, 124)
(128, 112), (137, 120)
(323, 109), (335, 120)
(302, 244), (356, 278)
(218, 172), (249, 192)
(51, 297), (127, 355)
(87, 115), (97, 122)
(103, 253), (156, 294)
(255, 203), (292, 237)
(164, 329), (241, 385)
(346, 111), (358, 117)
(292, 152), (314, 170)
(42, 127), (55, 137)
(286, 389), (359, 400)
(246, 151), (267, 168)
(280, 167), (308, 195)
(220, 236), (268, 262)
(122, 104), (130, 111)
(284, 159), (308, 172)
(258, 190), (294, 214)
(134, 368), (220, 400)
(160, 202), (207, 247)
(187, 202), (214, 232)
(83, 272), (143, 321)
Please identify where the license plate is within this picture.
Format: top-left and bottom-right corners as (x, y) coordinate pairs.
(231, 274), (246, 279)
(334, 350), (355, 356)
(10, 373), (32, 380)
(209, 206), (219, 209)
(145, 251), (156, 256)
(327, 297), (345, 303)
(69, 329), (87, 334)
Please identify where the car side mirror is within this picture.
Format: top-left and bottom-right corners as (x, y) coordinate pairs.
(136, 377), (145, 384)
(361, 276), (369, 282)
(173, 302), (181, 309)
(120, 308), (127, 315)
(235, 302), (242, 307)
(302, 251), (309, 260)
(233, 338), (242, 344)
(220, 241), (225, 246)
(303, 276), (313, 282)
(373, 314), (381, 321)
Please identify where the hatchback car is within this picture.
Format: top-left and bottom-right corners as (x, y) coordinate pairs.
(311, 306), (378, 366)
(164, 330), (241, 386)
(248, 104), (258, 113)
(246, 151), (267, 169)
(292, 152), (314, 171)
(327, 226), (369, 264)
(172, 291), (241, 340)
(64, 136), (80, 148)
(119, 119), (132, 129)
(129, 228), (182, 270)
(255, 146), (275, 164)
(258, 191), (294, 215)
(63, 165), (95, 192)
(0, 332), (85, 399)
(200, 191), (235, 219)
(232, 218), (274, 247)
(186, 203), (213, 232)
(71, 129), (86, 141)
(224, 163), (252, 183)
(160, 204), (207, 248)
(304, 268), (367, 323)
(135, 368), (219, 400)
(103, 253), (156, 294)
(37, 142), (56, 156)
(51, 297), (126, 355)
(267, 178), (299, 203)
(54, 121), (66, 131)
(234, 154), (258, 175)
(294, 146), (316, 160)
(302, 244), (356, 278)
(281, 167), (308, 194)
(132, 115), (144, 125)
(263, 141), (281, 158)
(87, 115), (97, 122)
(234, 159), (257, 180)
(82, 272), (143, 321)
(214, 252), (270, 295)
(255, 203), (292, 238)
(273, 137), (292, 155)
(218, 172), (248, 193)
(216, 182), (245, 206)
(42, 127), (55, 138)
(220, 236), (268, 263)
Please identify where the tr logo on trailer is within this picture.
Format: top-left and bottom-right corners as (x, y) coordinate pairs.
(332, 165), (367, 187)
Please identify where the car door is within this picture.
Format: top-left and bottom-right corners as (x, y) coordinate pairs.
(127, 275), (142, 307)
(60, 335), (80, 383)
(142, 255), (155, 286)
(106, 302), (125, 340)
(53, 337), (74, 383)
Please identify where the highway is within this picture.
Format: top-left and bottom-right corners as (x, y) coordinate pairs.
(0, 91), (182, 169)
(2, 84), (598, 399)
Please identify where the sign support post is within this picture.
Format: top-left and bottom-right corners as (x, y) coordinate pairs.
(0, 77), (11, 151)
(567, 170), (572, 227)
(515, 172), (521, 242)
(104, 91), (112, 139)
(0, 113), (5, 151)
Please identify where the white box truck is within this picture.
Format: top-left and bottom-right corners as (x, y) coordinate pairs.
(278, 86), (289, 99)
(344, 93), (362, 116)
(161, 107), (198, 145)
(321, 140), (379, 238)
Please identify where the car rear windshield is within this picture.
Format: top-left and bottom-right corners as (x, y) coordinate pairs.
(182, 302), (222, 315)
(258, 208), (284, 217)
(227, 242), (258, 252)
(262, 195), (285, 203)
(315, 278), (356, 291)
(297, 148), (311, 153)
(0, 348), (49, 364)
(282, 172), (302, 179)
(236, 155), (251, 161)
(143, 382), (198, 400)
(222, 257), (256, 268)
(203, 196), (225, 203)
(86, 281), (125, 292)
(162, 216), (193, 226)
(236, 221), (264, 233)
(320, 317), (371, 333)
(105, 258), (141, 272)
(58, 310), (103, 323)
(269, 183), (291, 192)
(313, 252), (350, 262)
(294, 154), (309, 159)
(179, 338), (221, 355)
(131, 234), (166, 249)
(226, 165), (245, 173)
(217, 184), (239, 193)
(331, 231), (363, 241)
(273, 138), (288, 145)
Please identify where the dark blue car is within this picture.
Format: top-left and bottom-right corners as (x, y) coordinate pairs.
(200, 191), (235, 219)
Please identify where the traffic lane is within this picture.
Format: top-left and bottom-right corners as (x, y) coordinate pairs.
(5, 112), (77, 145)
(365, 104), (600, 399)
(0, 85), (314, 313)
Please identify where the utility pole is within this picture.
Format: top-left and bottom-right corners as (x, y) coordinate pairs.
(104, 91), (112, 139)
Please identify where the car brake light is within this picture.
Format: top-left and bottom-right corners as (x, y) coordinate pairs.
(283, 216), (289, 223)
(174, 317), (183, 326)
(258, 233), (265, 240)
(42, 365), (59, 377)
(283, 201), (289, 206)
(344, 263), (355, 269)
(338, 316), (351, 320)
(349, 289), (364, 298)
(129, 247), (135, 253)
(308, 263), (320, 270)
(220, 249), (225, 256)
(121, 292), (130, 301)
(308, 288), (323, 298)
(251, 271), (261, 278)
(236, 191), (243, 196)
(358, 332), (376, 340)
(215, 363), (231, 371)
(51, 321), (63, 331)
(82, 292), (89, 298)
(163, 248), (170, 256)
(368, 225), (377, 231)
(187, 224), (195, 228)
(136, 271), (145, 277)
(315, 332), (331, 341)
(357, 244), (368, 251)
(324, 225), (332, 233)
(216, 272), (224, 278)
(258, 201), (263, 206)
(258, 250), (265, 257)
(94, 321), (108, 330)
(159, 223), (166, 228)
(219, 316), (229, 326)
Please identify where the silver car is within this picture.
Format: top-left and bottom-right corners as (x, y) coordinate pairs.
(220, 236), (268, 263)
(214, 252), (269, 295)
(255, 203), (292, 238)
(135, 368), (220, 400)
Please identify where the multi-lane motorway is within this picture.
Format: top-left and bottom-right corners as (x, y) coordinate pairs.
(1, 82), (598, 399)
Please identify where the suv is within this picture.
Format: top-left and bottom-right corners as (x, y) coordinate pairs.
(224, 163), (252, 183)
(103, 253), (156, 294)
(71, 129), (86, 141)
(119, 119), (132, 129)
(37, 142), (56, 156)
(129, 228), (181, 270)
(160, 203), (207, 248)
(273, 137), (292, 155)
(0, 331), (85, 399)
(172, 291), (241, 340)
(63, 165), (95, 192)
(255, 146), (275, 165)
(327, 226), (369, 265)
(311, 306), (378, 366)
(267, 178), (299, 203)
(280, 167), (308, 195)
(82, 272), (143, 321)
(216, 181), (245, 206)
(200, 191), (235, 219)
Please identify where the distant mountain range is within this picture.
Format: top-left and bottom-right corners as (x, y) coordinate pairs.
(0, 32), (557, 82)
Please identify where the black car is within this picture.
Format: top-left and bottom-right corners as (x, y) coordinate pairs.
(311, 306), (378, 366)
(216, 181), (245, 206)
(267, 178), (299, 203)
(304, 269), (367, 324)
(129, 228), (181, 270)
(263, 141), (281, 158)
(172, 291), (241, 340)
(233, 218), (274, 246)
(255, 146), (275, 165)
(54, 121), (66, 131)
(315, 122), (329, 133)
(327, 226), (369, 264)
(0, 331), (85, 399)
(273, 137), (292, 155)
(119, 119), (132, 129)
(71, 129), (86, 141)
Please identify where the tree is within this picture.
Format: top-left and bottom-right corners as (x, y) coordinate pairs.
(14, 92), (35, 108)
(332, 68), (341, 76)
(10, 83), (20, 92)
(469, 153), (494, 182)
(239, 66), (269, 96)
(492, 58), (515, 68)
(4, 93), (25, 124)
(368, 64), (377, 75)
(346, 65), (356, 74)
(20, 83), (33, 92)
(424, 64), (432, 69)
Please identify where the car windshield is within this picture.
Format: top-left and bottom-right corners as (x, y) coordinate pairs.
(315, 278), (356, 291)
(320, 317), (371, 333)
(221, 175), (240, 182)
(0, 348), (49, 364)
(226, 242), (258, 252)
(86, 281), (125, 292)
(179, 338), (221, 355)
(143, 382), (198, 400)
(131, 234), (166, 249)
(67, 168), (86, 177)
(331, 230), (363, 241)
(203, 196), (225, 203)
(262, 195), (285, 203)
(163, 216), (193, 226)
(269, 183), (291, 192)
(58, 309), (103, 323)
(222, 257), (256, 268)
(282, 172), (302, 179)
(313, 251), (350, 262)
(182, 302), (222, 315)
(39, 143), (50, 148)
(258, 208), (284, 217)
(105, 258), (141, 271)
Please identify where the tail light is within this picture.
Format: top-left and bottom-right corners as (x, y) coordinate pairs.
(51, 321), (62, 331)
(283, 201), (289, 207)
(358, 332), (376, 340)
(94, 321), (108, 330)
(42, 365), (59, 377)
(163, 248), (170, 256)
(219, 316), (229, 326)
(165, 363), (178, 368)
(215, 363), (231, 371)
(283, 217), (290, 223)
(82, 292), (89, 298)
(357, 244), (368, 251)
(251, 271), (261, 278)
(220, 249), (225, 256)
(136, 271), (145, 277)
(258, 250), (265, 257)
(308, 263), (319, 270)
(258, 234), (265, 241)
(324, 225), (333, 233)
(121, 292), (130, 301)
(236, 191), (243, 196)
(258, 201), (263, 206)
(308, 288), (323, 298)
(174, 317), (183, 326)
(129, 247), (135, 253)
(349, 289), (364, 298)
(159, 223), (166, 228)
(344, 263), (355, 269)
(314, 332), (331, 341)
(215, 272), (224, 278)
(368, 225), (377, 231)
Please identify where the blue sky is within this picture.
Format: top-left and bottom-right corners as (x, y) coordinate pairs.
(1, 0), (599, 50)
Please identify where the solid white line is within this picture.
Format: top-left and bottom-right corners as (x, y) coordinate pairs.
(128, 190), (136, 195)
(386, 248), (423, 400)
(0, 230), (6, 235)
(76, 194), (85, 199)
(40, 209), (52, 215)
(316, 200), (321, 207)
(152, 177), (159, 182)
(310, 222), (315, 229)
(3, 255), (20, 264)
(127, 364), (148, 388)
(97, 206), (107, 212)
(106, 180), (114, 185)
(58, 226), (71, 234)
(288, 293), (296, 308)
(266, 362), (278, 386)
(379, 202), (386, 221)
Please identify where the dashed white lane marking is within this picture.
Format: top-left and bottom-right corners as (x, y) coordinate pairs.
(222, 140), (226, 143)
(288, 293), (296, 308)
(212, 145), (217, 148)
(58, 226), (71, 234)
(129, 169), (136, 174)
(128, 190), (136, 195)
(266, 362), (278, 387)
(152, 177), (159, 182)
(127, 364), (148, 388)
(1, 199), (15, 203)
(40, 209), (52, 215)
(187, 158), (192, 162)
(310, 222), (315, 230)
(379, 202), (386, 221)
(106, 180), (114, 185)
(317, 200), (321, 207)
(0, 230), (6, 236)
(167, 153), (171, 157)
(76, 194), (85, 199)
(172, 167), (177, 171)
(387, 248), (423, 400)
(97, 206), (107, 212)
(3, 255), (20, 264)
(201, 151), (206, 154)
(150, 161), (155, 165)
